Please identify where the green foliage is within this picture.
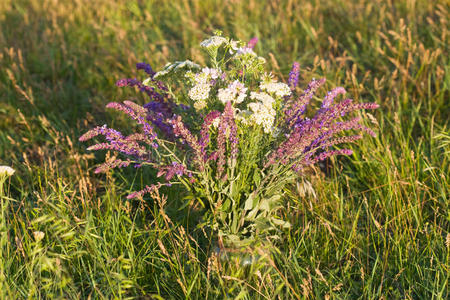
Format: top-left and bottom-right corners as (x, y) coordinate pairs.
(0, 0), (448, 298)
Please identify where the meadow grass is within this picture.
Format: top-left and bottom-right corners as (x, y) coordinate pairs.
(0, 0), (448, 298)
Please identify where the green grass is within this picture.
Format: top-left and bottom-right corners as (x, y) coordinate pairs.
(0, 0), (448, 298)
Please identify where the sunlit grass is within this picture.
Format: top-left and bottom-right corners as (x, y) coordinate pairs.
(0, 0), (448, 298)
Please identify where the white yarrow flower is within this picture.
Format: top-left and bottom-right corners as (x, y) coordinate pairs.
(33, 231), (45, 242)
(218, 80), (247, 104)
(236, 92), (246, 104)
(236, 109), (252, 125)
(195, 72), (209, 84)
(250, 92), (275, 108)
(189, 83), (211, 101)
(154, 60), (200, 79)
(0, 166), (15, 177)
(257, 57), (266, 64)
(260, 80), (291, 98)
(218, 88), (235, 104)
(175, 60), (200, 70)
(200, 36), (227, 49)
(228, 40), (240, 54)
(194, 67), (222, 84)
(201, 67), (221, 79)
(193, 100), (207, 110)
(247, 102), (276, 133)
(235, 47), (257, 57)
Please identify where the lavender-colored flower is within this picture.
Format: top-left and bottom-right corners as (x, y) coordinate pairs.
(86, 141), (147, 158)
(79, 122), (154, 161)
(288, 62), (300, 90)
(95, 158), (132, 174)
(115, 74), (166, 102)
(115, 78), (140, 87)
(321, 135), (363, 149)
(157, 162), (187, 181)
(144, 101), (176, 138)
(106, 102), (156, 139)
(171, 115), (204, 167)
(247, 37), (258, 49)
(140, 85), (165, 102)
(123, 100), (147, 115)
(216, 118), (227, 179)
(269, 81), (379, 170)
(115, 78), (128, 87)
(136, 62), (155, 76)
(321, 87), (346, 109)
(222, 101), (238, 159)
(306, 149), (353, 166)
(199, 110), (221, 156)
(215, 102), (239, 178)
(125, 132), (157, 148)
(79, 125), (123, 143)
(284, 78), (326, 127)
(126, 182), (168, 199)
(207, 151), (219, 162)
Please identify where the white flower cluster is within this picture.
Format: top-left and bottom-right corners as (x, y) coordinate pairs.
(217, 80), (248, 104)
(246, 92), (277, 133)
(0, 165), (15, 177)
(193, 99), (207, 110)
(234, 47), (257, 58)
(200, 36), (227, 49)
(250, 91), (275, 107)
(188, 67), (223, 110)
(260, 80), (291, 98)
(153, 60), (200, 79)
(228, 40), (240, 54)
(189, 83), (210, 100)
(235, 109), (251, 125)
(194, 67), (221, 84)
(232, 47), (266, 71)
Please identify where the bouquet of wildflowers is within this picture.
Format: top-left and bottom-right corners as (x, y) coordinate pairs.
(80, 31), (378, 248)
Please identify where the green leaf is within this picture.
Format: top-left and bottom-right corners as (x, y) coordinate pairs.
(253, 170), (261, 186)
(244, 194), (255, 211)
(221, 198), (231, 212)
(271, 218), (291, 229)
(260, 194), (281, 212)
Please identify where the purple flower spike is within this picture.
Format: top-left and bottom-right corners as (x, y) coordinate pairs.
(288, 62), (300, 90)
(322, 87), (346, 109)
(116, 78), (128, 87)
(115, 73), (166, 102)
(116, 78), (140, 87)
(171, 115), (204, 167)
(79, 125), (123, 143)
(95, 159), (132, 174)
(306, 149), (353, 166)
(136, 62), (155, 76)
(215, 102), (238, 178)
(157, 162), (187, 181)
(216, 117), (227, 178)
(247, 37), (258, 49)
(107, 102), (156, 138)
(223, 101), (238, 159)
(284, 78), (326, 126)
(144, 101), (176, 138)
(127, 183), (167, 199)
(200, 110), (221, 156)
